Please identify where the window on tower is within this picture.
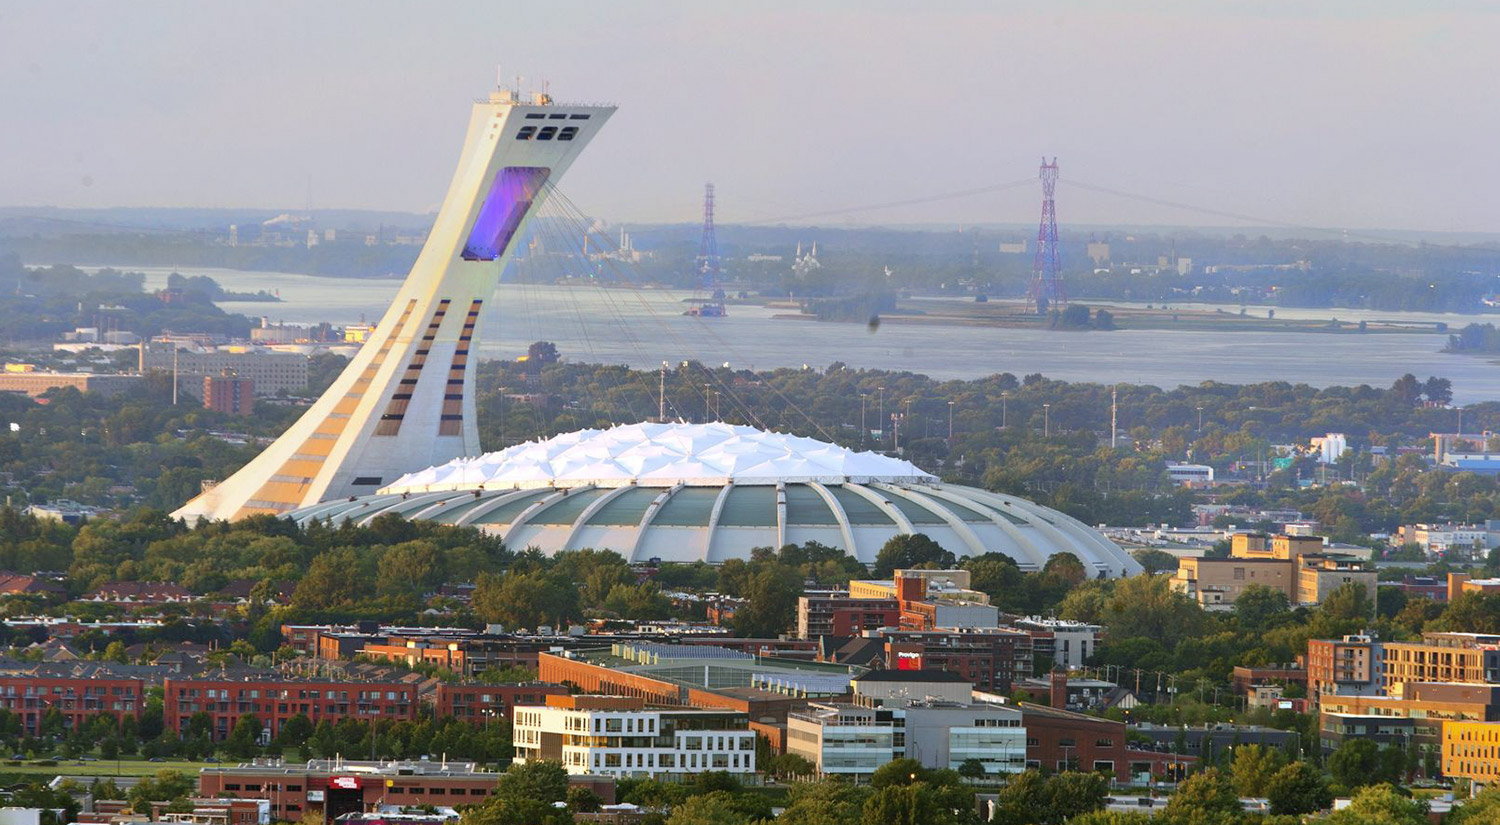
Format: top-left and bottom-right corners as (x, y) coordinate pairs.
(462, 167), (551, 261)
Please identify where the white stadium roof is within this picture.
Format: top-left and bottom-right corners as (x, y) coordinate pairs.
(293, 422), (1141, 577)
(383, 422), (939, 492)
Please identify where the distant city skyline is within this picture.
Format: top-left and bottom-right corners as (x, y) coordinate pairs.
(1, 1), (1496, 233)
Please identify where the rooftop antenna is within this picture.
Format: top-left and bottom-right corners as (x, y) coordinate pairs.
(495, 65), (503, 89)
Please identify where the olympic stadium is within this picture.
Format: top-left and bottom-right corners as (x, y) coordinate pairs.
(288, 422), (1141, 577)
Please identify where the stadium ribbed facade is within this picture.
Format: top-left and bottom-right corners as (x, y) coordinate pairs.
(288, 422), (1140, 577)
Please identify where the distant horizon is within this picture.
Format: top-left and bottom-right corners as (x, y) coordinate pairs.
(3, 204), (1499, 246)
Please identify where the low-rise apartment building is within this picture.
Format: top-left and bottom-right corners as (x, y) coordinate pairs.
(882, 628), (1033, 693)
(163, 677), (418, 741)
(0, 673), (144, 735)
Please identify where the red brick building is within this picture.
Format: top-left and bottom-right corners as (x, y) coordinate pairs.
(432, 682), (567, 726)
(1020, 702), (1131, 780)
(163, 677), (417, 741)
(882, 628), (1034, 693)
(203, 373), (255, 415)
(0, 674), (144, 735)
(197, 759), (613, 823)
(795, 594), (901, 639)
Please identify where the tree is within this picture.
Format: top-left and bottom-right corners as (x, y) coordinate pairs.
(731, 563), (803, 638)
(291, 548), (363, 610)
(1423, 376), (1453, 406)
(667, 791), (771, 825)
(1328, 738), (1381, 789)
(1233, 585), (1290, 631)
(493, 759), (570, 804)
(1390, 374), (1423, 405)
(1323, 784), (1427, 825)
(472, 570), (580, 630)
(871, 758), (930, 789)
(778, 781), (870, 825)
(1448, 785), (1500, 823)
(1265, 761), (1332, 816)
(873, 534), (955, 577)
(463, 761), (572, 825)
(863, 784), (950, 825)
(766, 752), (815, 779)
(224, 713), (261, 759)
(565, 787), (602, 814)
(1101, 574), (1208, 648)
(1161, 768), (1241, 825)
(991, 770), (1108, 825)
(1229, 743), (1284, 797)
(957, 758), (986, 779)
(527, 341), (560, 365)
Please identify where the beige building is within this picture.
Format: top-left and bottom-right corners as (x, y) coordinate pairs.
(0, 370), (141, 397)
(1170, 532), (1375, 610)
(139, 341), (308, 397)
(1382, 633), (1500, 692)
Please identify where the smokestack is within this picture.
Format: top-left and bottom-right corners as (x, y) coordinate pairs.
(1050, 665), (1069, 710)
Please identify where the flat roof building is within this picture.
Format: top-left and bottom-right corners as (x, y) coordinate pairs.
(512, 695), (756, 778)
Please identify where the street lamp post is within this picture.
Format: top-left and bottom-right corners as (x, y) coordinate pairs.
(878, 386), (886, 448)
(860, 393), (868, 446)
(1196, 406), (1204, 432)
(948, 401), (955, 441)
(1043, 403), (1050, 437)
(1001, 391), (1008, 428)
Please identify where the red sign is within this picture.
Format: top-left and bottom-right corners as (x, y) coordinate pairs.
(895, 651), (923, 670)
(329, 777), (362, 790)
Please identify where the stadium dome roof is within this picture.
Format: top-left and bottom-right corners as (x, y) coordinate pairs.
(291, 422), (1140, 577)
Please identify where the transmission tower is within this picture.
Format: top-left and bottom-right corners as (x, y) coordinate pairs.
(697, 182), (721, 284)
(688, 182), (726, 317)
(1026, 157), (1066, 314)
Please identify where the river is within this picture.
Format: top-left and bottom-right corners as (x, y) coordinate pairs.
(113, 266), (1500, 404)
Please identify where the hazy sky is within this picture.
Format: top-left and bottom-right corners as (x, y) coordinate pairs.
(2, 1), (1497, 232)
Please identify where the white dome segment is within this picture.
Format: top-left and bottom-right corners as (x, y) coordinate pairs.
(383, 422), (938, 491)
(293, 423), (1140, 578)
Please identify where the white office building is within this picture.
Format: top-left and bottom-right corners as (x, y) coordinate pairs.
(512, 695), (756, 778)
(787, 700), (1026, 777)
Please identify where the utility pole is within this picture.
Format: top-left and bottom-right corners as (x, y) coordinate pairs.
(860, 393), (868, 446)
(948, 400), (955, 441)
(1043, 403), (1050, 437)
(704, 382), (712, 422)
(1001, 391), (1008, 428)
(878, 386), (886, 448)
(172, 346), (179, 406)
(658, 361), (667, 421)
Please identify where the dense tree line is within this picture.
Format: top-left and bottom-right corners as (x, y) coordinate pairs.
(0, 256), (257, 341)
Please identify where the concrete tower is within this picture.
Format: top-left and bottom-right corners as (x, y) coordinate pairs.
(175, 84), (615, 521)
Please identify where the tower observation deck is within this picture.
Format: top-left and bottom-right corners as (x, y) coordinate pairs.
(174, 84), (615, 521)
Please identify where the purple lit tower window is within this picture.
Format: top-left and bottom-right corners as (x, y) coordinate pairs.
(462, 166), (550, 261)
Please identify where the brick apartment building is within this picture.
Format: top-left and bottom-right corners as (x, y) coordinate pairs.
(883, 628), (1033, 693)
(796, 594), (900, 639)
(163, 677), (418, 741)
(432, 682), (568, 727)
(0, 673), (144, 735)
